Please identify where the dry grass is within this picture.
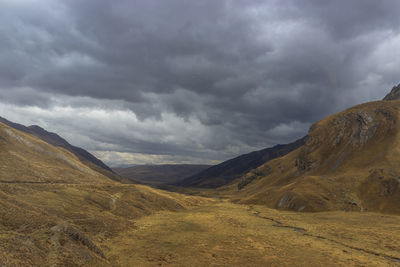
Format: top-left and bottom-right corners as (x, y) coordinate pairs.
(0, 122), (112, 184)
(3, 179), (399, 266)
(0, 182), (210, 266)
(103, 201), (400, 266)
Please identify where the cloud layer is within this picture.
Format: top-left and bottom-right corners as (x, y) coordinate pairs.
(1, 0), (399, 165)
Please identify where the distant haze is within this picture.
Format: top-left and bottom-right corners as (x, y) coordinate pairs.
(0, 0), (399, 165)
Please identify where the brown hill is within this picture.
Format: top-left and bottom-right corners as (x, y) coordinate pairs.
(176, 137), (306, 188)
(228, 98), (400, 214)
(0, 117), (126, 182)
(0, 121), (113, 184)
(0, 121), (209, 265)
(113, 164), (211, 184)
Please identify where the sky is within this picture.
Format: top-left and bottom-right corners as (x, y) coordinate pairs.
(0, 0), (400, 166)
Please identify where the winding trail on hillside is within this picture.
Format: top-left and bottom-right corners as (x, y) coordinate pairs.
(247, 206), (400, 263)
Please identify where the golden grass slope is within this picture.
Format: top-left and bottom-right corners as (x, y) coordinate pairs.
(231, 100), (400, 214)
(0, 182), (209, 266)
(0, 121), (113, 184)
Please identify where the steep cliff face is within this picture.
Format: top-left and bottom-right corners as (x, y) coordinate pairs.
(231, 99), (400, 215)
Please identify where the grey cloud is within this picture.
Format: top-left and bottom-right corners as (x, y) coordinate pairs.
(0, 0), (399, 164)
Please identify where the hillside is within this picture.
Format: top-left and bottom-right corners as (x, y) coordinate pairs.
(113, 164), (211, 184)
(0, 121), (210, 265)
(176, 137), (306, 188)
(0, 117), (125, 182)
(227, 96), (400, 214)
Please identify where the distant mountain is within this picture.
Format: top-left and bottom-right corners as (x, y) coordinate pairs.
(113, 164), (211, 185)
(176, 137), (306, 188)
(0, 116), (126, 182)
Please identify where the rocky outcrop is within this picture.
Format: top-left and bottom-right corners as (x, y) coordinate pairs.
(296, 104), (397, 173)
(383, 83), (400, 100)
(51, 223), (105, 259)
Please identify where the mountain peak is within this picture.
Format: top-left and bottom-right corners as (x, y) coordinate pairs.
(383, 83), (400, 100)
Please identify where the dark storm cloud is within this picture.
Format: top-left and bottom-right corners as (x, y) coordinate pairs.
(0, 0), (400, 164)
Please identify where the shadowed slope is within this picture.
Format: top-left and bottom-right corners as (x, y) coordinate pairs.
(176, 137), (306, 188)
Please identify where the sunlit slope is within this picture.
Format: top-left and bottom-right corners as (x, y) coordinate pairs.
(0, 121), (113, 184)
(232, 100), (400, 214)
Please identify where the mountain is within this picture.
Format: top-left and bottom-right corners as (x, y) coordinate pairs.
(176, 137), (306, 188)
(0, 117), (125, 182)
(228, 92), (400, 214)
(0, 119), (208, 265)
(113, 164), (211, 184)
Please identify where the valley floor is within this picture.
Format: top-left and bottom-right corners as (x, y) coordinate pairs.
(103, 201), (400, 266)
(1, 182), (399, 266)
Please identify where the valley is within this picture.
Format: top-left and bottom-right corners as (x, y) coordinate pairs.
(1, 89), (400, 266)
(2, 1), (400, 266)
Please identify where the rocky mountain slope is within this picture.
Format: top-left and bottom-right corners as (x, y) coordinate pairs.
(176, 137), (306, 188)
(113, 164), (211, 185)
(228, 93), (400, 214)
(383, 83), (400, 100)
